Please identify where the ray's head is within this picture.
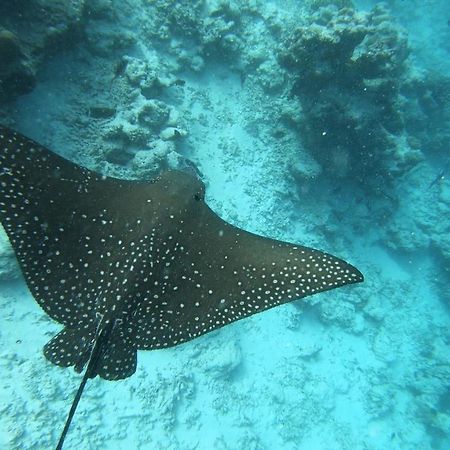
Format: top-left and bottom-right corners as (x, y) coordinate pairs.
(156, 169), (206, 206)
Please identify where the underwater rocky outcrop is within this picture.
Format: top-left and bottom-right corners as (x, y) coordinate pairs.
(0, 0), (86, 103)
(379, 69), (450, 305)
(278, 4), (422, 187)
(144, 0), (269, 70)
(101, 56), (188, 178)
(402, 73), (450, 158)
(0, 27), (35, 102)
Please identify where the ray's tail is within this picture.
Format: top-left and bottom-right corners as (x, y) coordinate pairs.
(56, 321), (114, 450)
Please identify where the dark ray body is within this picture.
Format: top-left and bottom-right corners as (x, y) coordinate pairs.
(0, 126), (363, 448)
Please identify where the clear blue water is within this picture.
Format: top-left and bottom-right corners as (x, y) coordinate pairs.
(0, 1), (449, 449)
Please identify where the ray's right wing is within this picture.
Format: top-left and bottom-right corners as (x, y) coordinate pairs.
(134, 201), (363, 349)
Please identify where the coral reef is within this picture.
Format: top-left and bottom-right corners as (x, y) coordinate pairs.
(0, 0), (85, 102)
(143, 0), (266, 70)
(279, 4), (422, 188)
(0, 28), (35, 102)
(383, 163), (450, 308)
(305, 0), (354, 10)
(97, 55), (187, 177)
(402, 72), (450, 157)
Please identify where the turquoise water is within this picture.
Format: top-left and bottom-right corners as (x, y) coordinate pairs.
(0, 1), (449, 449)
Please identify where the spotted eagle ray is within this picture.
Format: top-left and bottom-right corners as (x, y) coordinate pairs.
(0, 126), (363, 449)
